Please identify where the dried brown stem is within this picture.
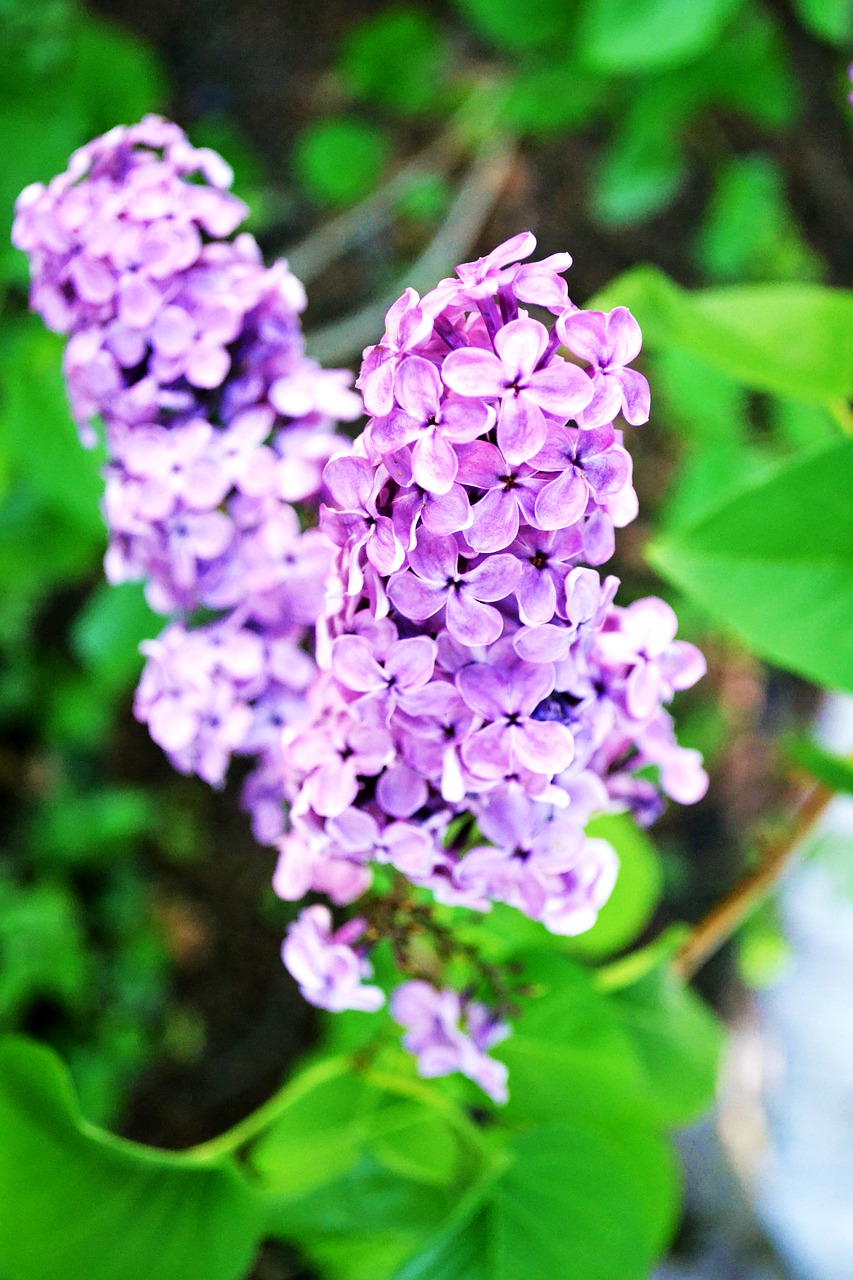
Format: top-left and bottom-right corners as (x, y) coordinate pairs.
(673, 783), (834, 982)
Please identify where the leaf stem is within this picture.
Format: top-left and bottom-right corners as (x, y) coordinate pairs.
(672, 783), (833, 982)
(286, 80), (507, 285)
(181, 1056), (349, 1164)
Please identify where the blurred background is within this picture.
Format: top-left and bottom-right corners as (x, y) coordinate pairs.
(1, 1), (853, 1276)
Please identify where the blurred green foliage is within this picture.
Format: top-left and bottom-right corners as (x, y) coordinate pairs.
(0, 0), (174, 1126)
(286, 0), (848, 251)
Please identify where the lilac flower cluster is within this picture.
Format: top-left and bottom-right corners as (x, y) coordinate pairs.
(13, 117), (359, 843)
(16, 127), (707, 1102)
(274, 235), (706, 1097)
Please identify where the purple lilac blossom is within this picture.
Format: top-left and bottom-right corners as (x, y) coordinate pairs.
(13, 117), (359, 844)
(391, 981), (509, 1103)
(276, 233), (705, 1095)
(282, 906), (384, 1013)
(16, 128), (708, 1104)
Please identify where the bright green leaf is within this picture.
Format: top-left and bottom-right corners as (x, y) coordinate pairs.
(786, 736), (853, 796)
(30, 786), (156, 867)
(609, 966), (723, 1126)
(339, 9), (449, 114)
(0, 882), (88, 1021)
(591, 93), (685, 226)
(250, 1058), (378, 1197)
(394, 1124), (653, 1280)
(496, 954), (646, 1128)
(591, 268), (853, 402)
(792, 0), (853, 42)
(502, 59), (605, 135)
(0, 1037), (260, 1280)
(368, 1100), (460, 1186)
(649, 438), (853, 691)
(565, 813), (663, 960)
(71, 581), (159, 694)
(578, 0), (744, 73)
(697, 155), (820, 283)
(450, 0), (578, 50)
(294, 118), (392, 208)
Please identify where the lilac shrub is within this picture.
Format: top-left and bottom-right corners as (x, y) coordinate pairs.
(15, 126), (707, 1101)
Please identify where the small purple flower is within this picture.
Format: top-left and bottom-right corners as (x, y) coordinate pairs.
(391, 980), (509, 1103)
(508, 526), (584, 626)
(594, 597), (706, 720)
(367, 354), (492, 494)
(557, 306), (650, 427)
(442, 317), (594, 464)
(321, 455), (405, 593)
(455, 441), (544, 553)
(388, 531), (521, 647)
(358, 288), (434, 416)
(530, 424), (632, 531)
(331, 634), (436, 721)
(456, 654), (575, 779)
(282, 906), (384, 1013)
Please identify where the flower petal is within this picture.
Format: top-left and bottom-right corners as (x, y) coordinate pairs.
(497, 392), (547, 465)
(441, 347), (506, 398)
(534, 468), (588, 531)
(446, 592), (504, 647)
(331, 635), (385, 692)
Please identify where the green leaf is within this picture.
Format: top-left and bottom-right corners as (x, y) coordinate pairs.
(251, 1057), (477, 1240)
(496, 954), (646, 1128)
(394, 173), (451, 226)
(609, 966), (724, 1126)
(786, 737), (853, 797)
(591, 91), (685, 226)
(591, 268), (853, 402)
(792, 0), (853, 42)
(565, 814), (663, 959)
(294, 118), (392, 208)
(502, 59), (605, 136)
(649, 438), (853, 691)
(265, 1153), (457, 1242)
(69, 15), (167, 128)
(0, 324), (105, 537)
(368, 1100), (460, 1186)
(578, 0), (744, 73)
(71, 581), (159, 695)
(250, 1058), (378, 1197)
(493, 955), (681, 1258)
(339, 9), (449, 115)
(308, 1232), (423, 1280)
(696, 155), (820, 283)
(0, 881), (88, 1021)
(0, 1037), (260, 1280)
(30, 786), (156, 867)
(394, 1124), (653, 1280)
(450, 0), (578, 50)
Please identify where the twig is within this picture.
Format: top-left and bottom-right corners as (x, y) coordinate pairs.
(672, 783), (834, 982)
(286, 132), (462, 286)
(285, 82), (506, 285)
(305, 133), (517, 367)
